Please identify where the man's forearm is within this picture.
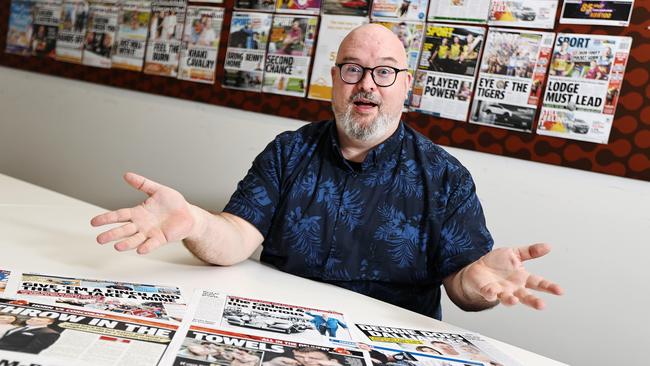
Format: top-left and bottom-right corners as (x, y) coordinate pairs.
(182, 206), (263, 266)
(443, 266), (498, 312)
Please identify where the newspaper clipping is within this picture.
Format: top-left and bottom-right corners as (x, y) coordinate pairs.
(177, 6), (225, 83)
(111, 0), (152, 71)
(234, 0), (276, 13)
(370, 0), (428, 22)
(321, 0), (369, 16)
(427, 0), (490, 24)
(143, 0), (188, 77)
(354, 324), (523, 366)
(488, 0), (559, 29)
(262, 15), (318, 97)
(0, 298), (178, 366)
(5, 0), (34, 56)
(222, 11), (273, 92)
(81, 0), (119, 68)
(411, 24), (484, 121)
(31, 0), (62, 58)
(537, 33), (631, 144)
(275, 0), (322, 16)
(55, 0), (89, 63)
(560, 0), (635, 27)
(307, 14), (367, 101)
(469, 28), (554, 132)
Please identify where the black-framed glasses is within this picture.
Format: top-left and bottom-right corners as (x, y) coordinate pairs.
(336, 63), (408, 87)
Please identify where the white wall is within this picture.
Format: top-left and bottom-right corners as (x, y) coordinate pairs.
(1, 66), (648, 366)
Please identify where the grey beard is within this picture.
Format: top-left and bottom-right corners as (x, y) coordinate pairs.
(335, 103), (397, 142)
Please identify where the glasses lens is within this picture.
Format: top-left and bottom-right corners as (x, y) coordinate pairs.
(341, 64), (362, 84)
(372, 66), (397, 87)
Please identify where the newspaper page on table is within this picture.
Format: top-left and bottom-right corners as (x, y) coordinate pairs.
(537, 33), (631, 144)
(410, 23), (484, 121)
(177, 6), (225, 83)
(81, 0), (119, 68)
(30, 0), (63, 58)
(321, 0), (369, 16)
(0, 271), (187, 324)
(307, 14), (367, 101)
(111, 0), (152, 71)
(488, 0), (559, 29)
(262, 14), (318, 97)
(560, 0), (635, 27)
(143, 0), (187, 77)
(222, 11), (273, 92)
(6, 0), (35, 56)
(55, 0), (89, 63)
(427, 0), (490, 24)
(352, 323), (523, 366)
(161, 290), (370, 366)
(370, 0), (428, 22)
(469, 28), (555, 133)
(0, 298), (179, 366)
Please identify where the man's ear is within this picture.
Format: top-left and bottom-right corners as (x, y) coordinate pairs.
(330, 65), (337, 84)
(404, 71), (413, 97)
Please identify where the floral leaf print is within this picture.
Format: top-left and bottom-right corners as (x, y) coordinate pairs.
(324, 257), (351, 280)
(338, 189), (363, 231)
(440, 220), (473, 260)
(291, 170), (318, 198)
(284, 208), (322, 265)
(362, 159), (397, 187)
(390, 159), (423, 198)
(374, 205), (424, 268)
(316, 179), (341, 216)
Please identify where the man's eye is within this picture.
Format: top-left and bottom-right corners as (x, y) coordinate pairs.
(375, 68), (394, 76)
(346, 65), (362, 73)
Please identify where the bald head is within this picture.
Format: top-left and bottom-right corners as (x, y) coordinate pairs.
(336, 24), (408, 69)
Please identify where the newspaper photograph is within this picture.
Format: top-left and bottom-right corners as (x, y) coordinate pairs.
(234, 0), (276, 13)
(353, 324), (522, 366)
(81, 0), (119, 68)
(308, 14), (367, 101)
(370, 0), (428, 22)
(6, 0), (34, 56)
(560, 0), (634, 27)
(537, 33), (632, 144)
(488, 0), (559, 29)
(275, 0), (322, 15)
(263, 15), (318, 97)
(321, 0), (369, 16)
(177, 6), (225, 83)
(111, 0), (152, 71)
(55, 0), (89, 63)
(0, 298), (178, 366)
(427, 0), (490, 24)
(222, 11), (273, 92)
(469, 28), (554, 132)
(31, 0), (62, 58)
(410, 24), (484, 121)
(0, 270), (9, 294)
(143, 0), (188, 77)
(2, 272), (187, 323)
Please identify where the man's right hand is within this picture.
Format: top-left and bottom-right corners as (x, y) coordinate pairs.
(91, 172), (196, 254)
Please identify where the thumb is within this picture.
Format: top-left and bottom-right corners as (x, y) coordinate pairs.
(123, 172), (163, 196)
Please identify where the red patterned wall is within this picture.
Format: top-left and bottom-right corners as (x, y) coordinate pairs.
(1, 1), (648, 181)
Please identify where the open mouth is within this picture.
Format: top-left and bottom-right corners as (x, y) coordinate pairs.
(353, 100), (378, 108)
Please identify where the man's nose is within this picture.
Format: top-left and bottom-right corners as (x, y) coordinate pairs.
(356, 69), (376, 91)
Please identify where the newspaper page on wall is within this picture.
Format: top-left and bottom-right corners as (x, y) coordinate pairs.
(263, 14), (318, 97)
(222, 11), (273, 92)
(560, 0), (634, 26)
(275, 0), (322, 16)
(0, 270), (9, 294)
(0, 298), (179, 366)
(352, 323), (523, 366)
(111, 0), (151, 71)
(411, 24), (484, 121)
(81, 0), (119, 68)
(370, 0), (428, 22)
(488, 0), (559, 29)
(469, 28), (555, 132)
(307, 14), (367, 101)
(55, 0), (89, 63)
(143, 0), (187, 77)
(427, 0), (490, 24)
(31, 0), (63, 58)
(234, 0), (276, 12)
(321, 0), (369, 16)
(177, 6), (224, 83)
(537, 33), (631, 144)
(5, 0), (34, 56)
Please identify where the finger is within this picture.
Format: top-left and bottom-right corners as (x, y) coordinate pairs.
(497, 291), (519, 306)
(136, 237), (163, 255)
(526, 275), (564, 295)
(479, 283), (501, 302)
(516, 243), (551, 262)
(90, 208), (133, 226)
(123, 172), (163, 196)
(96, 223), (138, 244)
(114, 232), (147, 252)
(514, 288), (544, 310)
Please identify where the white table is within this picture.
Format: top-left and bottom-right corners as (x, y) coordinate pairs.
(0, 173), (566, 365)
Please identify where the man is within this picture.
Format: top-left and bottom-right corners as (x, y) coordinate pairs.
(0, 317), (60, 354)
(91, 24), (562, 320)
(177, 341), (223, 361)
(305, 312), (347, 337)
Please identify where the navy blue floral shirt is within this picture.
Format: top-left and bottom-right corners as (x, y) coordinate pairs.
(224, 120), (493, 319)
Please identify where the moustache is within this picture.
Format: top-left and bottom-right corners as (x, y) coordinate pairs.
(349, 91), (381, 107)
